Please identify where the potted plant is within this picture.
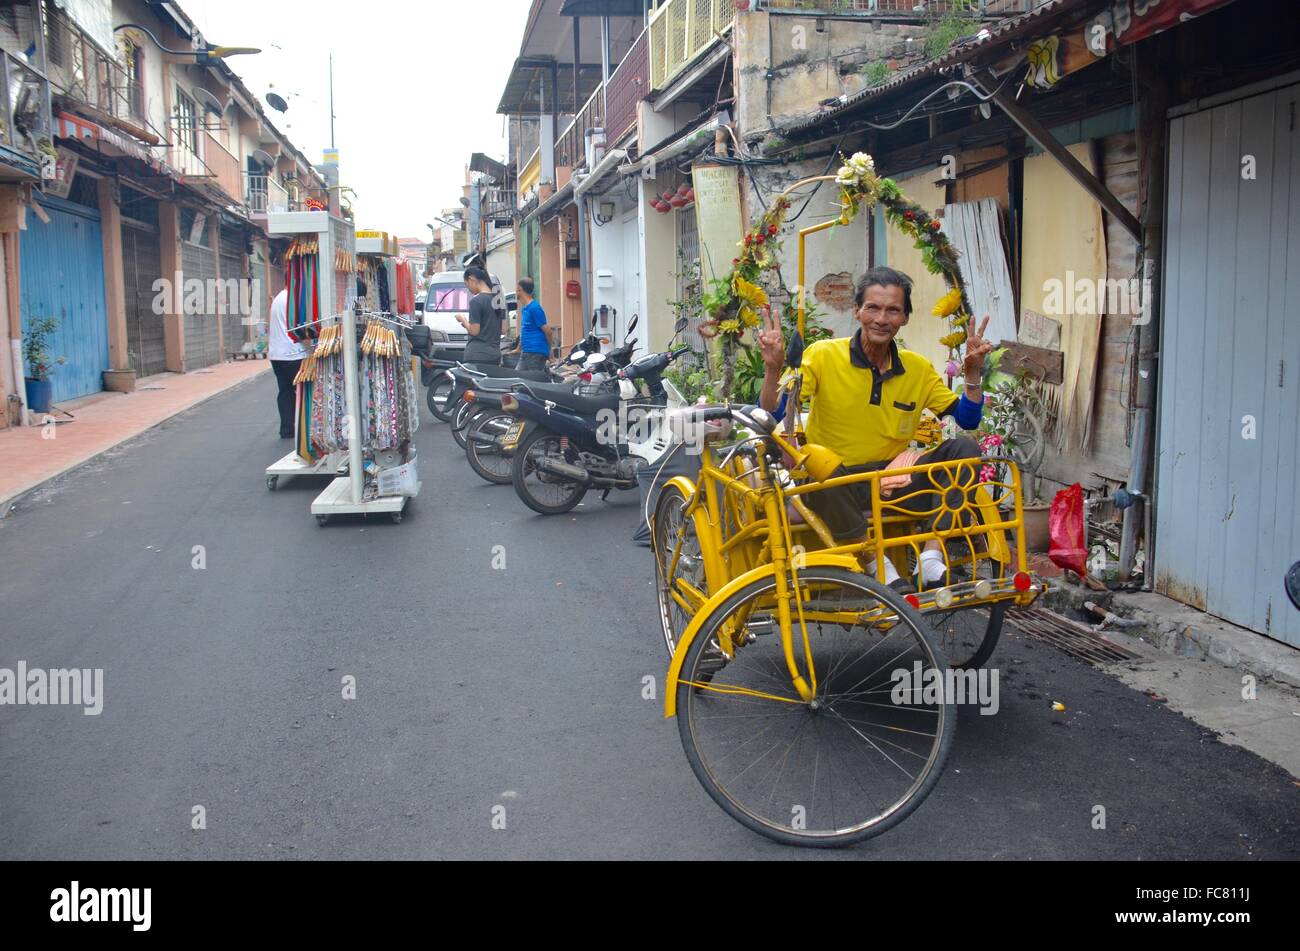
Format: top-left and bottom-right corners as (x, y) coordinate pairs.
(971, 352), (1052, 552)
(22, 316), (64, 415)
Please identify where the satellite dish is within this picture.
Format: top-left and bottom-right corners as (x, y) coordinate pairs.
(251, 148), (274, 167)
(192, 86), (225, 115)
(266, 92), (288, 113)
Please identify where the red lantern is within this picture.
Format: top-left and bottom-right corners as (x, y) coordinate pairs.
(676, 183), (691, 196)
(669, 195), (687, 208)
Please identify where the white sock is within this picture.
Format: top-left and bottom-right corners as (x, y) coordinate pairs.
(920, 549), (947, 585)
(864, 556), (900, 584)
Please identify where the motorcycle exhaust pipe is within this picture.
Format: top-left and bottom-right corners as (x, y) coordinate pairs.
(467, 431), (502, 448)
(533, 456), (592, 486)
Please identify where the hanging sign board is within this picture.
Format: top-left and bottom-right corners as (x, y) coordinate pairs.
(691, 164), (743, 285)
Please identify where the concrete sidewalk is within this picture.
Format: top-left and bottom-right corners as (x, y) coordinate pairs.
(0, 360), (270, 511)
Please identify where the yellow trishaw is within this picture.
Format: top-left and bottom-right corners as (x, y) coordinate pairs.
(650, 163), (1044, 847)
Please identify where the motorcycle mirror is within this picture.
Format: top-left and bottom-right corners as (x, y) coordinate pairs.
(673, 316), (689, 335)
(627, 313), (639, 335)
(570, 350), (587, 362)
(786, 330), (805, 370)
(1287, 561), (1300, 611)
(586, 353), (607, 366)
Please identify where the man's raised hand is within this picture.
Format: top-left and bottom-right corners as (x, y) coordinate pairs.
(963, 315), (994, 379)
(758, 307), (785, 373)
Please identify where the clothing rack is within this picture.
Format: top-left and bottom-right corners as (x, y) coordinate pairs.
(264, 211), (360, 493)
(309, 301), (419, 525)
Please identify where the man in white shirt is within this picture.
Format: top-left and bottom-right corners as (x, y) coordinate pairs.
(269, 286), (310, 438)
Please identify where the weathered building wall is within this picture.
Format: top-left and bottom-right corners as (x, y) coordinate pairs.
(731, 12), (926, 336)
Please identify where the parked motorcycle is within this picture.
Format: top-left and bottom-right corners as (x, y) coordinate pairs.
(502, 318), (693, 515)
(463, 339), (640, 484)
(448, 316), (640, 452)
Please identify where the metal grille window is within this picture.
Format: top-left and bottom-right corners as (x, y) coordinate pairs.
(676, 206), (706, 354)
(43, 1), (65, 68)
(122, 40), (144, 120)
(175, 88), (199, 153)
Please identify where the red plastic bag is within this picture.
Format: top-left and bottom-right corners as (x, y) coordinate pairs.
(1049, 483), (1088, 577)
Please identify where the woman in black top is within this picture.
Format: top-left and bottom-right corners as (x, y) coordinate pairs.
(459, 266), (503, 365)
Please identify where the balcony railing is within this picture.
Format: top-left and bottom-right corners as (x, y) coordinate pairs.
(556, 88), (604, 172)
(606, 29), (648, 145)
(649, 0), (735, 92)
(167, 126), (243, 205)
(246, 172), (290, 214)
(202, 132), (242, 204)
(47, 8), (152, 132)
(481, 186), (517, 225)
(1, 49), (53, 173)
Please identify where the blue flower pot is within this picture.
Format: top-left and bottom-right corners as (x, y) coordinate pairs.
(25, 378), (53, 414)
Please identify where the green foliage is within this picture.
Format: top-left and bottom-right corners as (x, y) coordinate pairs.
(733, 344), (766, 405)
(861, 60), (890, 86)
(22, 316), (64, 381)
(664, 362), (719, 405)
(779, 293), (832, 345)
(924, 5), (979, 60)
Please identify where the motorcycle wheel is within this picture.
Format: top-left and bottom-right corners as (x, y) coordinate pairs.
(451, 401), (480, 450)
(465, 409), (517, 485)
(426, 377), (454, 422)
(511, 428), (588, 515)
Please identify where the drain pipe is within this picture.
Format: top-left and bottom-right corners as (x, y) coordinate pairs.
(575, 183), (593, 337)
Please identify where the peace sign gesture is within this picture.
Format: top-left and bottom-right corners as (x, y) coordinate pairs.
(758, 306), (785, 374)
(962, 315), (993, 380)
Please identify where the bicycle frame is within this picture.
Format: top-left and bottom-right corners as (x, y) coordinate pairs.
(658, 428), (1041, 718)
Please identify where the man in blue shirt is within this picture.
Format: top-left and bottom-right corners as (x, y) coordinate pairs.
(516, 278), (554, 372)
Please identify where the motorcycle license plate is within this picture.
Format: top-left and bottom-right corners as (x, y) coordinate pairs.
(500, 421), (525, 450)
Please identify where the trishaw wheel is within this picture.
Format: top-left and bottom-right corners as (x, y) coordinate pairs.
(652, 484), (706, 659)
(924, 602), (1005, 670)
(677, 566), (955, 848)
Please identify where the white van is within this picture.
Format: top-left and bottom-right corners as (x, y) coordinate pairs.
(424, 271), (472, 352)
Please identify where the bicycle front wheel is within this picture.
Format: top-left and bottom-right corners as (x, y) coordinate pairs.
(677, 566), (955, 848)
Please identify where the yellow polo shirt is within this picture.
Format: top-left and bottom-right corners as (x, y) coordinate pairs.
(801, 335), (957, 466)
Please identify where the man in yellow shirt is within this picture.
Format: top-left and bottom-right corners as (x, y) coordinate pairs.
(758, 267), (992, 591)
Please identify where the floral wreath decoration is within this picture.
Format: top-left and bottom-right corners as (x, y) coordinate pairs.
(699, 153), (975, 397)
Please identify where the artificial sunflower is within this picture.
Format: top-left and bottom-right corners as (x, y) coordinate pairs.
(932, 288), (963, 318)
(719, 317), (741, 334)
(939, 329), (968, 349)
(732, 275), (768, 309)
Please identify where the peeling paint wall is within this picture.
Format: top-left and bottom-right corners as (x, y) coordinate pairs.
(735, 11), (928, 144)
(731, 12), (925, 336)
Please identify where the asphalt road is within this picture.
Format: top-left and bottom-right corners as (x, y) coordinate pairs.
(1, 373), (1296, 860)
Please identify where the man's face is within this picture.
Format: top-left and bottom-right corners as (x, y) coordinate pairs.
(855, 283), (909, 347)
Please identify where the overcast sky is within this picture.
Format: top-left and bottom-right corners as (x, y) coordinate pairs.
(189, 0), (532, 240)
